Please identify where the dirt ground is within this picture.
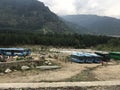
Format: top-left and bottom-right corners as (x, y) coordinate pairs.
(0, 48), (120, 83)
(92, 62), (120, 80)
(0, 60), (98, 83)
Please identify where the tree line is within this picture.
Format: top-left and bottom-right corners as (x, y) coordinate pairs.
(0, 31), (117, 49)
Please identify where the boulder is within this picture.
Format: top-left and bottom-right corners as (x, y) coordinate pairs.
(0, 73), (4, 76)
(36, 65), (61, 70)
(5, 68), (12, 73)
(21, 66), (30, 70)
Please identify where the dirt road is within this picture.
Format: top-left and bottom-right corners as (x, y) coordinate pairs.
(0, 81), (120, 88)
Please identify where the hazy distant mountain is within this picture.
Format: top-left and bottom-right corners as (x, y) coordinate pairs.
(63, 20), (90, 34)
(62, 15), (120, 35)
(0, 0), (72, 34)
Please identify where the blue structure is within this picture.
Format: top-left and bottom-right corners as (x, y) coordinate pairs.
(70, 52), (102, 63)
(0, 48), (31, 56)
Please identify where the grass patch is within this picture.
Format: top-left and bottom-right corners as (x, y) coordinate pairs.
(95, 44), (120, 52)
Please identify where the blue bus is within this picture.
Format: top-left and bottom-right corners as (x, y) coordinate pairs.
(0, 48), (31, 56)
(70, 52), (102, 63)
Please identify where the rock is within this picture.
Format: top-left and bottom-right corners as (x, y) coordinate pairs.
(5, 68), (12, 73)
(45, 61), (49, 64)
(13, 56), (18, 59)
(14, 70), (17, 72)
(44, 60), (52, 65)
(0, 73), (4, 76)
(21, 66), (30, 70)
(48, 62), (52, 65)
(36, 65), (61, 70)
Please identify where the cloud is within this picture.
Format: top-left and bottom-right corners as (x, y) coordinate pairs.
(38, 0), (120, 18)
(39, 0), (75, 15)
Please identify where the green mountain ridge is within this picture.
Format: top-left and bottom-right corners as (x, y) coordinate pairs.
(62, 15), (120, 35)
(0, 0), (72, 34)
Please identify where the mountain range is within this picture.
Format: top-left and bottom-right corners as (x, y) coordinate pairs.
(62, 15), (120, 35)
(0, 0), (120, 35)
(0, 0), (72, 34)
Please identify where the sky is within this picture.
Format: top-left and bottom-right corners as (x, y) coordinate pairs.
(39, 0), (120, 18)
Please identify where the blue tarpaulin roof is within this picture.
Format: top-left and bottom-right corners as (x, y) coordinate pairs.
(0, 48), (31, 56)
(71, 52), (101, 57)
(0, 48), (29, 51)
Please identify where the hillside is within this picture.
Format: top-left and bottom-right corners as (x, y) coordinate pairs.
(62, 15), (120, 35)
(0, 0), (72, 34)
(62, 20), (90, 34)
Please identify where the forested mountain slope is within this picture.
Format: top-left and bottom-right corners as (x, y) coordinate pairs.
(0, 0), (72, 33)
(62, 15), (120, 35)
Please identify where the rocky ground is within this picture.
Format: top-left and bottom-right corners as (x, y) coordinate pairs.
(0, 48), (120, 84)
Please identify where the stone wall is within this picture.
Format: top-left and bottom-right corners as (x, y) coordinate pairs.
(0, 60), (44, 72)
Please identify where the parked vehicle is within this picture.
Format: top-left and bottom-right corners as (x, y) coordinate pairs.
(0, 48), (31, 56)
(95, 52), (110, 62)
(70, 52), (102, 63)
(109, 52), (120, 60)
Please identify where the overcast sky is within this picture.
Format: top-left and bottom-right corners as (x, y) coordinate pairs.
(39, 0), (120, 18)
